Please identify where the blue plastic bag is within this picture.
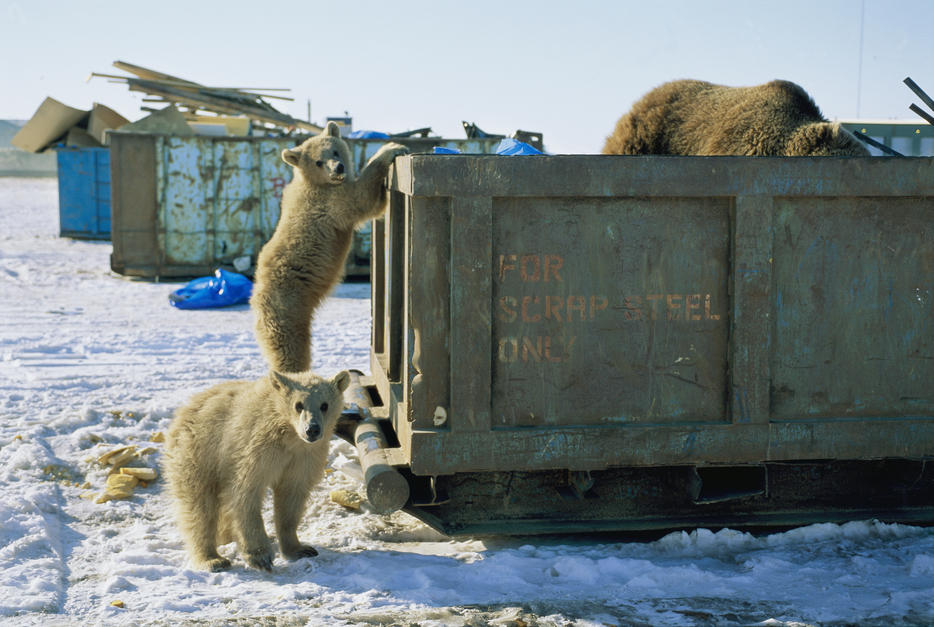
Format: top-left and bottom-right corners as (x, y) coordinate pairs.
(495, 138), (544, 155)
(169, 269), (253, 310)
(431, 139), (544, 156)
(348, 130), (390, 139)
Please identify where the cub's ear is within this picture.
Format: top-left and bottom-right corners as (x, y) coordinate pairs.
(332, 370), (351, 393)
(281, 148), (301, 167)
(269, 371), (291, 391)
(325, 121), (341, 138)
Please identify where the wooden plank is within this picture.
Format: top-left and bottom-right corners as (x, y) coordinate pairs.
(393, 155), (934, 200)
(409, 424), (773, 474)
(386, 191), (406, 382)
(113, 60), (199, 85)
(407, 196), (451, 429)
(371, 216), (386, 355)
(408, 417), (934, 474)
(449, 196), (493, 432)
(108, 133), (158, 275)
(125, 80), (320, 132)
(731, 196), (773, 425)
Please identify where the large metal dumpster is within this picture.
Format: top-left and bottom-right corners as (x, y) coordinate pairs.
(56, 146), (111, 239)
(359, 154), (934, 535)
(108, 132), (501, 279)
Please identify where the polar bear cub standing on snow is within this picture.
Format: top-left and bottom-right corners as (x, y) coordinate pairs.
(252, 122), (409, 373)
(165, 369), (350, 571)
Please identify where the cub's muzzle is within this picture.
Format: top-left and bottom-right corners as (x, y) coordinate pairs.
(303, 410), (323, 443)
(327, 160), (345, 183)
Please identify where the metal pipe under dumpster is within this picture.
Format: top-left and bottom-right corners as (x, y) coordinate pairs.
(366, 153), (934, 535)
(338, 371), (410, 514)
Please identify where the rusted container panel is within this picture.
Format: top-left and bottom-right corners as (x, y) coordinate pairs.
(110, 133), (294, 278)
(109, 133), (501, 279)
(153, 136), (289, 269)
(365, 154), (934, 532)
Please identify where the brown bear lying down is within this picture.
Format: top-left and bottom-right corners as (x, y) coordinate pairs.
(603, 79), (868, 157)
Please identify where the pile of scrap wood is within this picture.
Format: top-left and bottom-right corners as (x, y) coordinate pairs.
(90, 60), (320, 134)
(12, 60), (321, 153)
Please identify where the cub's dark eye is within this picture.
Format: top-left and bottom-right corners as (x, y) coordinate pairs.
(315, 160), (323, 167)
(295, 401), (304, 412)
(320, 402), (329, 413)
(332, 151), (339, 157)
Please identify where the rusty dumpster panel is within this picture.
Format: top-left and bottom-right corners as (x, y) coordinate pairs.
(154, 136), (289, 268)
(109, 133), (502, 279)
(371, 155), (934, 478)
(110, 132), (294, 278)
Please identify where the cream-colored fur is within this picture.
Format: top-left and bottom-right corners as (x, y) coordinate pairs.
(252, 122), (408, 372)
(164, 369), (350, 571)
(603, 79), (869, 156)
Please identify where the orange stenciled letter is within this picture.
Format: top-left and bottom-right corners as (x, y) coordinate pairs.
(497, 296), (517, 323)
(686, 294), (702, 320)
(544, 255), (563, 282)
(667, 294), (683, 320)
(520, 255), (541, 282)
(546, 295), (564, 322)
(705, 294), (721, 320)
(590, 295), (608, 319)
(567, 296), (586, 321)
(498, 254), (517, 281)
(521, 296), (541, 323)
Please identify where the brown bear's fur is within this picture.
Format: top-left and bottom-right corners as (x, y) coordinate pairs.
(164, 369), (350, 571)
(252, 122), (408, 372)
(602, 79), (869, 157)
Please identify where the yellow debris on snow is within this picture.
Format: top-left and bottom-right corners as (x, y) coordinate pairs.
(120, 467), (158, 482)
(330, 489), (363, 510)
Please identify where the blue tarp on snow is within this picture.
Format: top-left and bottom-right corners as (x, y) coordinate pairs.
(169, 269), (253, 310)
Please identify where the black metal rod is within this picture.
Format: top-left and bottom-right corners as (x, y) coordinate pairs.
(909, 103), (934, 127)
(904, 77), (934, 114)
(852, 130), (905, 156)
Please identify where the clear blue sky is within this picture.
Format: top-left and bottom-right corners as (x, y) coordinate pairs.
(2, 0), (932, 154)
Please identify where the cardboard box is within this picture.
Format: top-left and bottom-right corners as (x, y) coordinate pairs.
(12, 97), (88, 153)
(88, 103), (130, 145)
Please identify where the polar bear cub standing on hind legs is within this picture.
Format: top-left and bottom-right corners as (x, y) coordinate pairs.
(252, 122), (409, 373)
(165, 369), (350, 571)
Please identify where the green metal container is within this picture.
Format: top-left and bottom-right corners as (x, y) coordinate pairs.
(362, 154), (934, 535)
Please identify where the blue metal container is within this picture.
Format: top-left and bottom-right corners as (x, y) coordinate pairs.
(56, 147), (111, 239)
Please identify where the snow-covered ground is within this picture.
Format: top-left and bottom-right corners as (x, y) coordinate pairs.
(1, 177), (933, 627)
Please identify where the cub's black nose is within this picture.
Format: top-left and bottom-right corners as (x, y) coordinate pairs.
(335, 163), (344, 174)
(306, 421), (322, 442)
